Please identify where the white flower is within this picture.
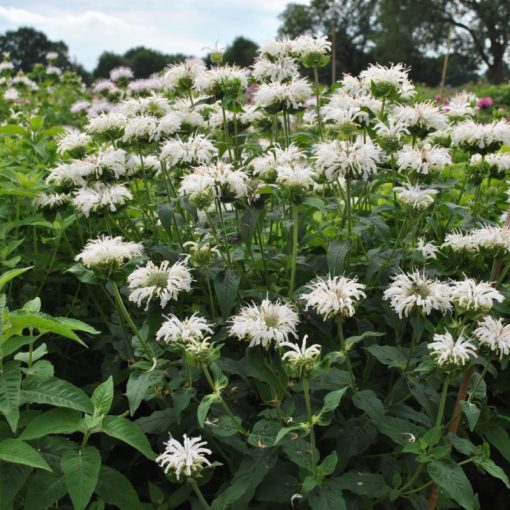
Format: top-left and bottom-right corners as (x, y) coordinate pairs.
(322, 92), (369, 128)
(340, 74), (363, 96)
(452, 120), (510, 150)
(359, 63), (414, 96)
(276, 163), (315, 191)
(416, 238), (439, 260)
(444, 92), (477, 118)
(397, 144), (452, 174)
(121, 94), (171, 118)
(46, 66), (62, 76)
(33, 192), (69, 209)
(259, 37), (294, 59)
(86, 112), (127, 135)
(314, 139), (383, 180)
(163, 58), (206, 91)
(70, 100), (90, 114)
(252, 56), (299, 83)
(450, 279), (504, 313)
(110, 66), (133, 82)
(292, 35), (331, 58)
(302, 275), (366, 319)
(442, 230), (479, 253)
(46, 51), (59, 61)
(57, 129), (91, 154)
(46, 160), (96, 187)
(72, 183), (132, 217)
(3, 88), (19, 101)
(93, 80), (118, 95)
(122, 114), (159, 142)
(160, 134), (218, 167)
(128, 76), (164, 95)
(281, 335), (321, 369)
(251, 144), (305, 180)
(474, 316), (510, 358)
(128, 260), (192, 309)
(95, 146), (129, 179)
(375, 118), (410, 139)
(229, 299), (299, 348)
(156, 434), (212, 480)
(428, 332), (476, 367)
(253, 78), (312, 111)
(158, 111), (184, 136)
(394, 183), (438, 210)
(194, 65), (248, 96)
(390, 103), (447, 132)
(487, 153), (510, 172)
(383, 271), (451, 318)
(75, 235), (144, 268)
(156, 314), (213, 344)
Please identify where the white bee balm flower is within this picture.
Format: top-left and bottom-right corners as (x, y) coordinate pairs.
(156, 314), (213, 344)
(75, 236), (144, 268)
(474, 316), (510, 359)
(450, 279), (504, 313)
(428, 332), (476, 367)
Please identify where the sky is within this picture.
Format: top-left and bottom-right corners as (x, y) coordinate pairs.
(0, 0), (303, 70)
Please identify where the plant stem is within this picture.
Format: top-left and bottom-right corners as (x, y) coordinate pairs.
(336, 317), (356, 388)
(110, 280), (152, 360)
(345, 178), (352, 237)
(303, 377), (318, 472)
(435, 373), (450, 429)
(313, 66), (323, 140)
(289, 203), (299, 298)
(189, 479), (211, 510)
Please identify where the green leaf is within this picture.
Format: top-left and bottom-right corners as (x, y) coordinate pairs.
(24, 470), (67, 510)
(344, 331), (384, 349)
(91, 376), (114, 416)
(0, 462), (31, 510)
(66, 263), (99, 285)
(447, 433), (476, 456)
(214, 269), (240, 320)
(475, 457), (510, 489)
(274, 423), (307, 444)
(20, 408), (82, 440)
(327, 240), (351, 276)
(460, 401), (480, 432)
(352, 389), (385, 422)
(102, 415), (156, 460)
(198, 393), (220, 427)
(125, 370), (162, 416)
(21, 376), (94, 414)
(0, 438), (51, 471)
(317, 387), (348, 426)
(427, 460), (477, 510)
(319, 451), (337, 476)
(483, 425), (510, 464)
(0, 360), (21, 432)
(0, 125), (29, 136)
(337, 471), (389, 497)
(61, 446), (101, 510)
(365, 345), (407, 368)
(95, 465), (141, 510)
(0, 267), (32, 291)
(308, 478), (347, 510)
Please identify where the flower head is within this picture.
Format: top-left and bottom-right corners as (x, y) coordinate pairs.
(156, 314), (213, 344)
(75, 236), (144, 269)
(394, 183), (438, 210)
(128, 260), (192, 309)
(156, 434), (212, 480)
(428, 332), (477, 367)
(281, 335), (321, 375)
(474, 316), (510, 359)
(229, 299), (299, 348)
(302, 275), (366, 319)
(450, 279), (504, 313)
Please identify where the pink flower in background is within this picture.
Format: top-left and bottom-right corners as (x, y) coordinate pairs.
(477, 96), (494, 109)
(246, 83), (258, 103)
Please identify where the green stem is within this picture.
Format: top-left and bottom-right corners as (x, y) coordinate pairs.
(189, 479), (211, 510)
(346, 178), (352, 237)
(336, 317), (356, 388)
(110, 280), (152, 360)
(435, 373), (450, 429)
(467, 360), (491, 404)
(313, 66), (323, 140)
(303, 377), (318, 473)
(289, 203), (299, 298)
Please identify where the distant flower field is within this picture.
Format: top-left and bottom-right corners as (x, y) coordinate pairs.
(1, 38), (510, 510)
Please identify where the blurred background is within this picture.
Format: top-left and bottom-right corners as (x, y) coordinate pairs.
(0, 0), (507, 89)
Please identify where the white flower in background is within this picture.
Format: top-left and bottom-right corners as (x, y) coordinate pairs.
(93, 80), (118, 95)
(383, 271), (451, 318)
(251, 144), (305, 180)
(252, 56), (299, 82)
(194, 65), (248, 96)
(86, 112), (126, 135)
(394, 183), (438, 210)
(375, 118), (410, 140)
(4, 87), (19, 101)
(160, 134), (218, 167)
(281, 335), (321, 371)
(340, 74), (363, 96)
(292, 35), (331, 59)
(57, 129), (91, 154)
(397, 144), (452, 174)
(33, 192), (70, 209)
(110, 66), (134, 82)
(359, 63), (414, 97)
(259, 37), (294, 59)
(314, 139), (383, 180)
(172, 97), (207, 129)
(442, 230), (479, 253)
(486, 153), (510, 172)
(46, 66), (62, 76)
(128, 260), (192, 309)
(450, 279), (504, 313)
(302, 275), (366, 319)
(71, 183), (132, 217)
(416, 238), (439, 260)
(75, 235), (144, 268)
(444, 92), (477, 118)
(474, 316), (510, 358)
(452, 120), (510, 150)
(0, 61), (14, 72)
(229, 299), (299, 348)
(156, 314), (213, 344)
(156, 434), (212, 480)
(122, 114), (159, 142)
(428, 332), (477, 367)
(253, 78), (312, 111)
(46, 51), (58, 61)
(87, 100), (115, 117)
(390, 103), (447, 132)
(128, 76), (165, 95)
(322, 93), (369, 128)
(95, 146), (129, 179)
(127, 154), (162, 176)
(276, 163), (316, 191)
(121, 94), (171, 118)
(158, 111), (184, 136)
(46, 160), (96, 187)
(163, 58), (206, 91)
(470, 225), (510, 253)
(70, 100), (90, 114)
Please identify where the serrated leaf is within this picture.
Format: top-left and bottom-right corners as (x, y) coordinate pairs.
(317, 387), (348, 426)
(337, 471), (389, 497)
(61, 446), (101, 510)
(20, 408), (82, 440)
(125, 370), (162, 416)
(102, 415), (156, 459)
(0, 438), (51, 471)
(475, 457), (510, 489)
(24, 470), (67, 510)
(214, 269), (240, 319)
(460, 401), (480, 432)
(198, 393), (219, 427)
(21, 376), (94, 414)
(0, 267), (32, 291)
(352, 389), (385, 422)
(327, 240), (351, 276)
(0, 462), (31, 510)
(0, 360), (21, 432)
(91, 376), (114, 416)
(365, 345), (407, 368)
(427, 460), (477, 510)
(308, 478), (347, 510)
(95, 466), (141, 510)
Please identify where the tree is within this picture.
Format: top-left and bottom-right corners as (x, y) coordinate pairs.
(94, 52), (127, 80)
(223, 37), (258, 67)
(0, 27), (71, 72)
